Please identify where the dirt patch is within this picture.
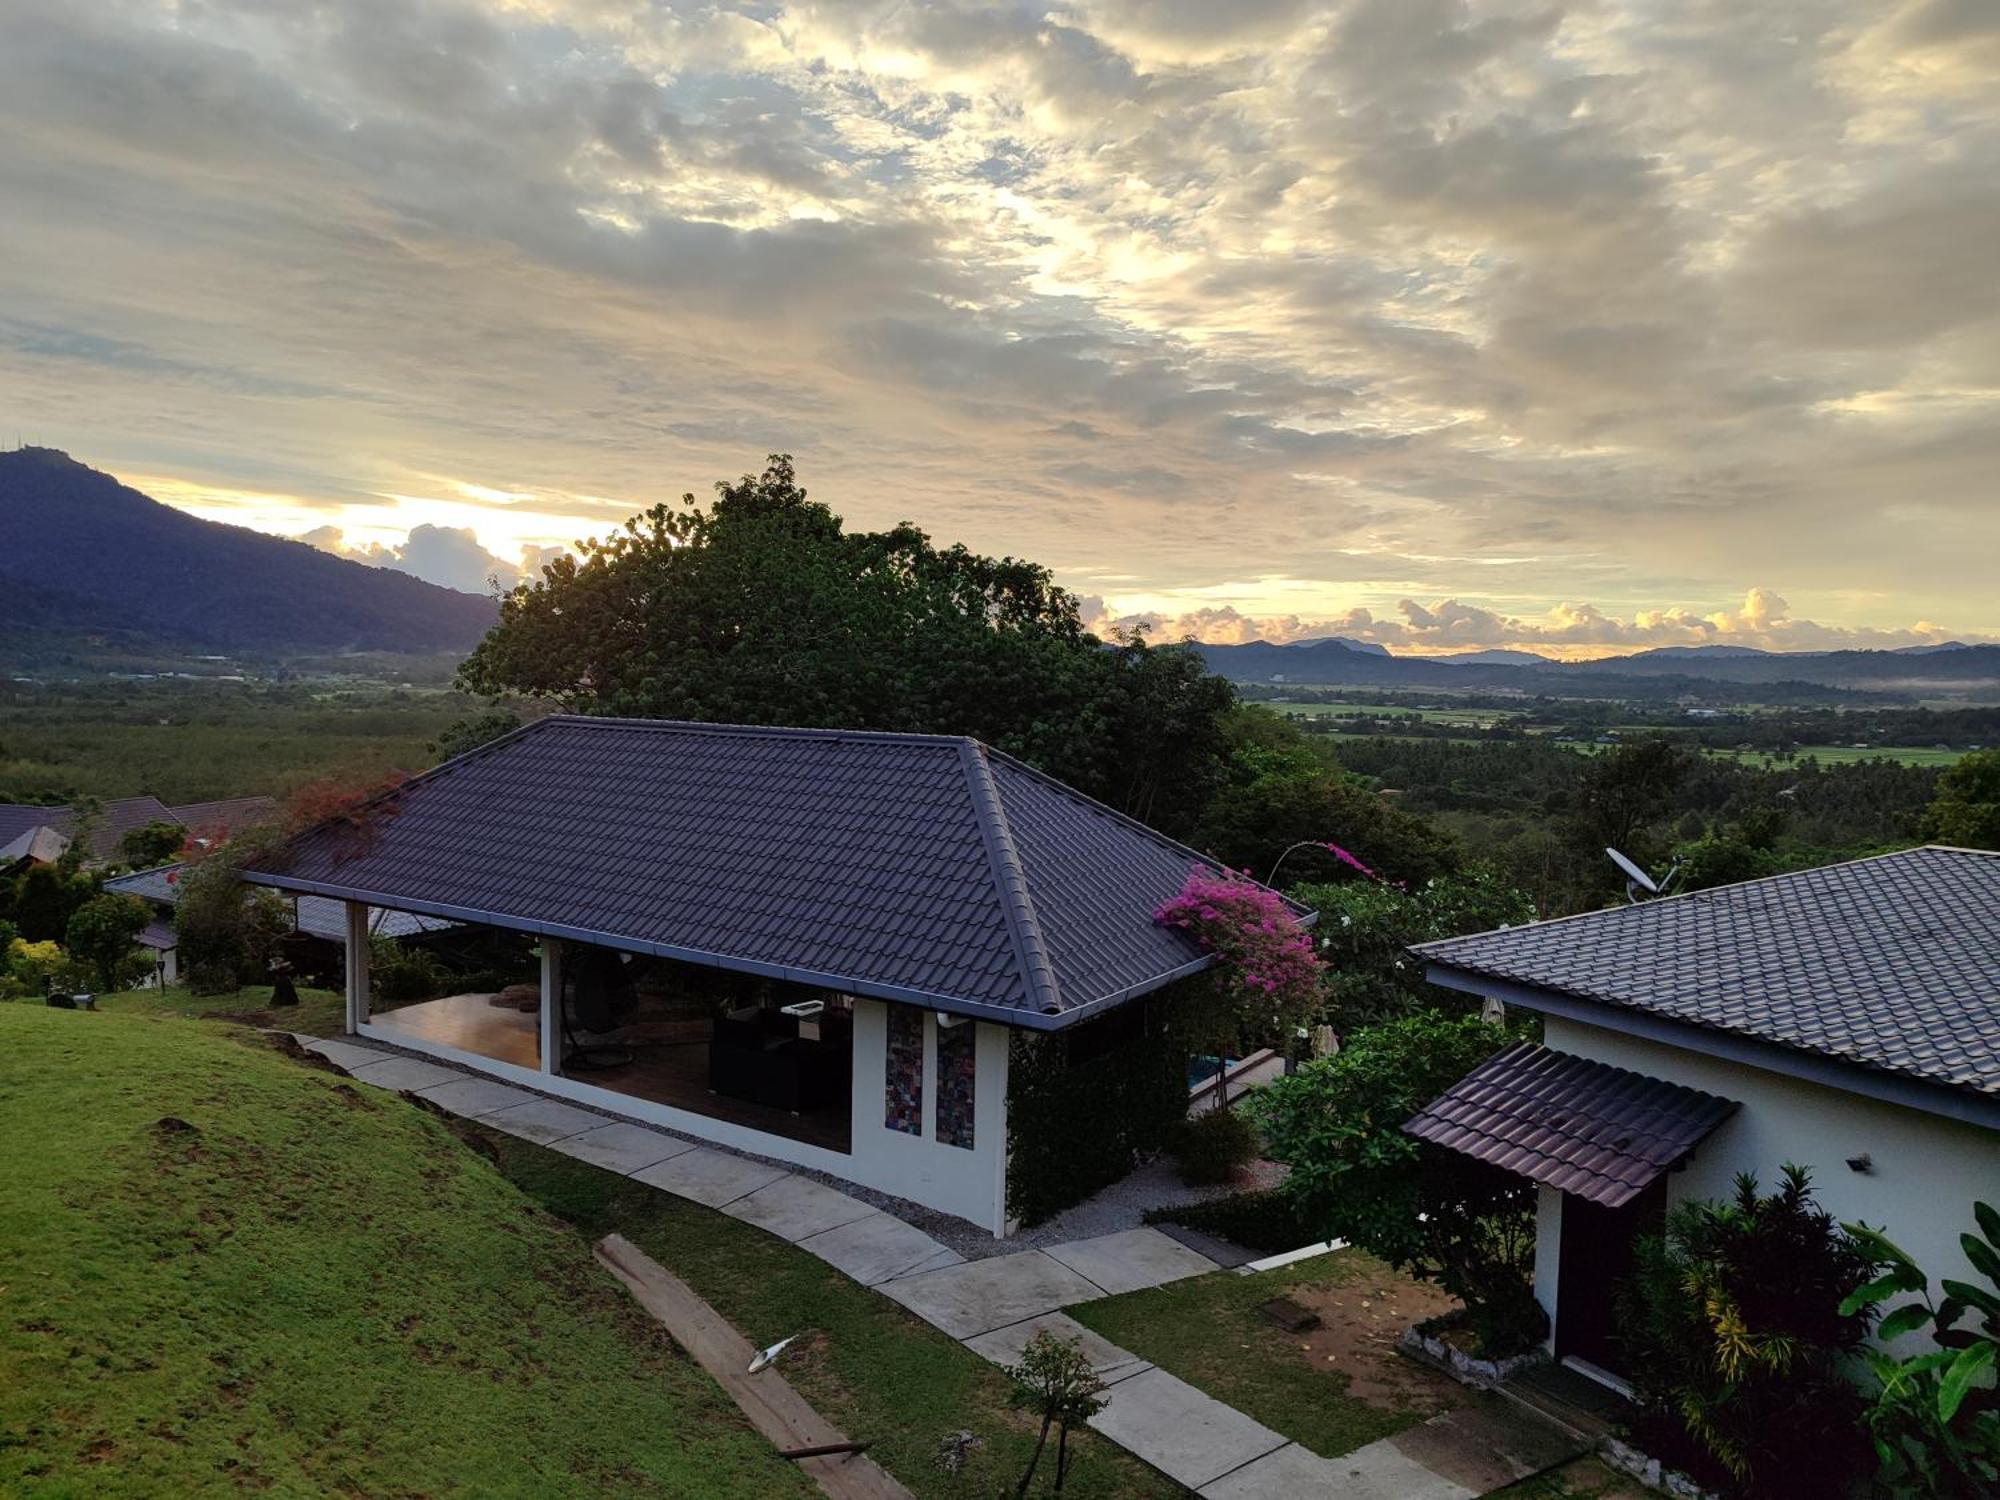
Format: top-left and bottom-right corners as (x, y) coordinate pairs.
(1289, 1270), (1463, 1410)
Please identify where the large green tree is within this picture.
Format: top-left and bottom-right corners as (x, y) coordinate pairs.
(458, 457), (1234, 834)
(1921, 749), (2000, 850)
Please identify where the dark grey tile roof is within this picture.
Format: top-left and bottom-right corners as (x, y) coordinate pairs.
(103, 864), (456, 943)
(1406, 1041), (1739, 1208)
(170, 796), (279, 839)
(0, 795), (180, 861)
(241, 716), (1280, 1027)
(1418, 847), (2000, 1098)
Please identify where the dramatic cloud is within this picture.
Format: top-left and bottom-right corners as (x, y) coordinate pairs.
(1, 0), (1994, 649)
(300, 524), (565, 595)
(1091, 589), (1991, 658)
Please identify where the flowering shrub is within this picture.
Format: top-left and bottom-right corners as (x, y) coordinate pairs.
(1154, 867), (1323, 1027)
(1155, 866), (1322, 1109)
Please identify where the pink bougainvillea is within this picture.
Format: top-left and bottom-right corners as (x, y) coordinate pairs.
(1154, 866), (1323, 1027)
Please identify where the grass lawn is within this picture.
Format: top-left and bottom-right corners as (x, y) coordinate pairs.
(1067, 1248), (1460, 1461)
(0, 1004), (807, 1498)
(477, 1128), (1180, 1500)
(94, 981), (347, 1040)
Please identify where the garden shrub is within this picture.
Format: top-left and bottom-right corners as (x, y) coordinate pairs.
(1249, 1010), (1542, 1353)
(369, 939), (451, 1004)
(1169, 1107), (1258, 1186)
(1145, 1190), (1317, 1254)
(64, 892), (151, 991)
(1615, 1165), (1883, 1498)
(173, 853), (290, 995)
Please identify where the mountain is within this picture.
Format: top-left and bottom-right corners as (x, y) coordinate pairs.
(1431, 648), (1551, 666)
(1192, 635), (2000, 700)
(0, 449), (497, 661)
(1289, 636), (1392, 656)
(1620, 645), (1776, 661)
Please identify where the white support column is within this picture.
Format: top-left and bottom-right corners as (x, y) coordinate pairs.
(343, 901), (371, 1034)
(539, 938), (563, 1076)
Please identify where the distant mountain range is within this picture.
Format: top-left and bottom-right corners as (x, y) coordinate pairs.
(0, 449), (496, 662)
(1191, 635), (2000, 698)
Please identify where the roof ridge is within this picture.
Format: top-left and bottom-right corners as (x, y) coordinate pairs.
(979, 744), (1317, 923)
(958, 740), (1066, 1017)
(542, 714), (980, 749)
(1417, 843), (1967, 957)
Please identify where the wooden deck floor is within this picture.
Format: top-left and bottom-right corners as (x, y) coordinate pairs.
(370, 992), (851, 1154)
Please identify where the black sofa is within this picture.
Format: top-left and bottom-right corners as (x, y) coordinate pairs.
(709, 1005), (852, 1113)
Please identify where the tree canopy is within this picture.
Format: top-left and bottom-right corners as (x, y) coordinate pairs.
(1921, 749), (2000, 851)
(458, 456), (1235, 834)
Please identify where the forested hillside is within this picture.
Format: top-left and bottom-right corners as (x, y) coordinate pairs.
(0, 449), (496, 661)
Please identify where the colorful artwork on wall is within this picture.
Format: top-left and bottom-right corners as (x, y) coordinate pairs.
(885, 1002), (924, 1135)
(936, 1016), (975, 1149)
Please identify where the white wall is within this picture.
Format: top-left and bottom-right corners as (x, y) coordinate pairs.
(848, 998), (1010, 1236)
(1543, 1015), (2000, 1353)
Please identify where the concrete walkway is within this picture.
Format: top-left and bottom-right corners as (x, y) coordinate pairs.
(305, 1035), (1577, 1497)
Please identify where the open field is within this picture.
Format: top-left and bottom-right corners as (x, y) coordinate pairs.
(1259, 700), (1527, 728)
(0, 683), (476, 803)
(1706, 744), (1970, 768)
(0, 1003), (798, 1498)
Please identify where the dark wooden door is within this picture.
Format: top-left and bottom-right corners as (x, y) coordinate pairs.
(1555, 1178), (1666, 1376)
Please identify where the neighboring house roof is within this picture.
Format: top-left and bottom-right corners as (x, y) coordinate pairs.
(136, 918), (177, 951)
(102, 864), (456, 943)
(1405, 1041), (1739, 1208)
(0, 795), (181, 862)
(240, 716), (1298, 1029)
(0, 824), (71, 867)
(170, 796), (280, 840)
(1418, 846), (2000, 1103)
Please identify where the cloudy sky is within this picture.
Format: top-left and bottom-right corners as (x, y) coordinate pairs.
(2, 0), (1995, 656)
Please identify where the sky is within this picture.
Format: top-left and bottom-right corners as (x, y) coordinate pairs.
(1, 0), (1995, 658)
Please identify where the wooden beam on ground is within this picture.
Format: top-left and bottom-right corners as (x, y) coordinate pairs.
(594, 1234), (913, 1500)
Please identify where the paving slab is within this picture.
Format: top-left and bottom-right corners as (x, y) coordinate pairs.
(878, 1250), (1105, 1339)
(1043, 1226), (1220, 1296)
(551, 1122), (699, 1175)
(1201, 1439), (1472, 1500)
(347, 1055), (464, 1093)
(479, 1097), (604, 1145)
(629, 1147), (789, 1208)
(722, 1175), (878, 1242)
(1085, 1366), (1289, 1491)
(302, 1037), (392, 1072)
(798, 1212), (963, 1286)
(962, 1311), (1151, 1384)
(417, 1076), (540, 1118)
(1388, 1400), (1588, 1493)
(892, 1247), (965, 1281)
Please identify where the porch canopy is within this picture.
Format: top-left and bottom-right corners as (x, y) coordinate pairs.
(1406, 1041), (1738, 1208)
(240, 715), (1290, 1030)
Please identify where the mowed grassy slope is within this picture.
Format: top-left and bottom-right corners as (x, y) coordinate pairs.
(0, 1006), (807, 1499)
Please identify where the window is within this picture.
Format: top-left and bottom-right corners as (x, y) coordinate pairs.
(936, 1017), (975, 1149)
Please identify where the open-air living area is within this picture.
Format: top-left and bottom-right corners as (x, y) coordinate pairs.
(366, 952), (856, 1154)
(243, 714), (1269, 1237)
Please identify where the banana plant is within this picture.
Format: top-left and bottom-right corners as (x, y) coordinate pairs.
(1840, 1203), (2000, 1499)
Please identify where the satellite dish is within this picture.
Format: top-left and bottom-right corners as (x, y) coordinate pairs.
(1606, 847), (1658, 895)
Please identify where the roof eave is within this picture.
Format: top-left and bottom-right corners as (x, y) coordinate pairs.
(241, 868), (1208, 1031)
(1424, 960), (2000, 1133)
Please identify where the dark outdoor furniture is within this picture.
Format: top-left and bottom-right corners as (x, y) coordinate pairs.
(710, 1005), (852, 1113)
